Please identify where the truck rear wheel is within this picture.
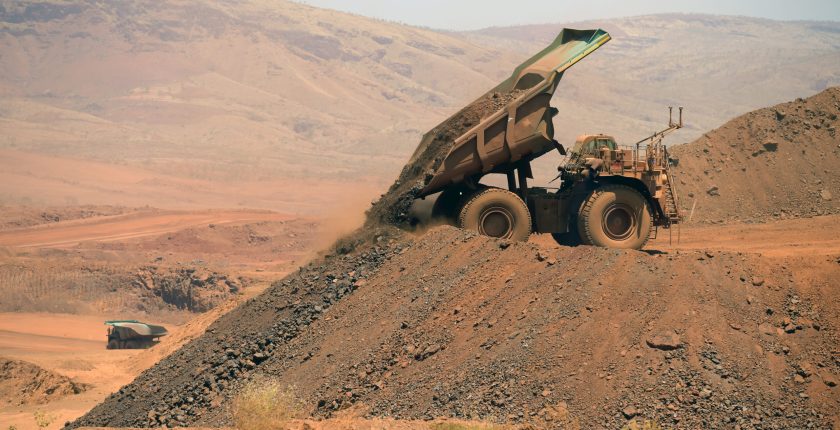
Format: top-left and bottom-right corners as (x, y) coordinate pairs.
(578, 184), (651, 249)
(458, 188), (532, 241)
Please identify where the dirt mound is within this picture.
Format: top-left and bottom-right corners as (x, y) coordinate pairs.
(69, 226), (839, 429)
(367, 89), (524, 227)
(0, 357), (89, 405)
(671, 87), (840, 223)
(68, 91), (840, 429)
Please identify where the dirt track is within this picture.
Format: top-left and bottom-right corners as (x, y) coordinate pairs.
(0, 301), (249, 430)
(0, 313), (148, 430)
(0, 209), (292, 249)
(649, 215), (840, 257)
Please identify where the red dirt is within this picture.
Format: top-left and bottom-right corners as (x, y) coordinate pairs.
(0, 207), (319, 317)
(0, 209), (294, 249)
(69, 217), (840, 429)
(66, 87), (840, 430)
(0, 357), (89, 406)
(671, 87), (840, 224)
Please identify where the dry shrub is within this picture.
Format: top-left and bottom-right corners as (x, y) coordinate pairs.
(32, 410), (55, 429)
(622, 419), (669, 430)
(231, 377), (303, 430)
(429, 423), (503, 430)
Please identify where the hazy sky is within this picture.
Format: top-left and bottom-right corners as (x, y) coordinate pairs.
(297, 0), (840, 30)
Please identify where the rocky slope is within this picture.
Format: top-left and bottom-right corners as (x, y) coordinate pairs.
(671, 87), (840, 223)
(68, 225), (840, 429)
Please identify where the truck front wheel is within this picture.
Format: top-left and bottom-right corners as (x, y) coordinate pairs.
(578, 184), (651, 249)
(458, 188), (532, 241)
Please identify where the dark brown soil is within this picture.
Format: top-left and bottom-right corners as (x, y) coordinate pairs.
(366, 90), (524, 227)
(671, 87), (840, 224)
(0, 357), (89, 405)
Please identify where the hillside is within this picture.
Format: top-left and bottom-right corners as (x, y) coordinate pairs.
(2, 4), (840, 210)
(670, 87), (840, 223)
(0, 0), (520, 211)
(68, 224), (840, 429)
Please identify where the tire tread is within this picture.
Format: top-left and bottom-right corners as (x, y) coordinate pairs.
(578, 184), (652, 249)
(458, 188), (532, 241)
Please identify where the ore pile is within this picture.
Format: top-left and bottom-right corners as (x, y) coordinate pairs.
(671, 87), (840, 223)
(69, 227), (839, 429)
(0, 358), (89, 405)
(367, 89), (524, 227)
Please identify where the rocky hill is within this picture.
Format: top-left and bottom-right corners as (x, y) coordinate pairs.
(2, 3), (840, 209)
(670, 87), (840, 223)
(68, 224), (839, 429)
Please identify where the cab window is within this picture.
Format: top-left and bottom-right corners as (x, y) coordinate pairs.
(583, 138), (616, 154)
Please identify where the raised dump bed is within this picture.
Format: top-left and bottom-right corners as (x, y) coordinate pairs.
(417, 28), (612, 197)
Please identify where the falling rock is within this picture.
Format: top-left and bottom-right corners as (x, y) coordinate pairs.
(707, 186), (720, 197)
(823, 373), (838, 387)
(622, 406), (639, 419)
(646, 332), (682, 350)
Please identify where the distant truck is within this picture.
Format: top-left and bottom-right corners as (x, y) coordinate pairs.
(105, 320), (167, 349)
(419, 29), (682, 249)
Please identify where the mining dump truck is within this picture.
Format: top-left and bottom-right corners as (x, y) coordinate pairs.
(419, 29), (682, 249)
(105, 320), (167, 349)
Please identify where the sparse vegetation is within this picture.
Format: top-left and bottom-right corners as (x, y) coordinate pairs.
(231, 378), (303, 430)
(622, 419), (670, 430)
(0, 261), (134, 314)
(429, 423), (505, 430)
(32, 410), (55, 429)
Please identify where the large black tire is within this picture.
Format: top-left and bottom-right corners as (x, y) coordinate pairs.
(458, 188), (532, 242)
(106, 339), (119, 350)
(577, 184), (652, 249)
